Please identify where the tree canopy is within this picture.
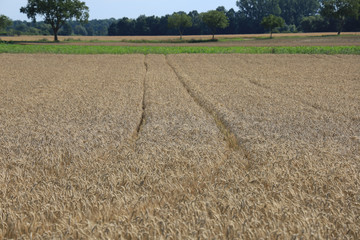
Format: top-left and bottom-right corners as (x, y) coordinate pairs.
(168, 12), (192, 39)
(236, 0), (282, 20)
(279, 0), (320, 26)
(0, 15), (12, 33)
(201, 10), (229, 39)
(2, 2), (359, 38)
(320, 0), (360, 35)
(261, 14), (285, 38)
(20, 0), (89, 41)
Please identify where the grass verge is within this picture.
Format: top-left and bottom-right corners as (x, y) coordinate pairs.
(0, 44), (359, 54)
(218, 34), (360, 42)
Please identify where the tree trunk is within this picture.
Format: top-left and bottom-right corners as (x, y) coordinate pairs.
(52, 24), (60, 42)
(337, 17), (345, 36)
(212, 33), (215, 40)
(270, 30), (273, 39)
(54, 30), (59, 42)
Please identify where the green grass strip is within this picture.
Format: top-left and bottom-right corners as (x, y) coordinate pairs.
(0, 44), (359, 54)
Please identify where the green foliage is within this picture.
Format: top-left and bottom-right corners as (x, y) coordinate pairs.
(300, 15), (330, 32)
(3, 3), (359, 37)
(279, 0), (320, 26)
(74, 25), (87, 35)
(320, 0), (360, 34)
(59, 22), (73, 36)
(261, 15), (285, 38)
(237, 0), (322, 32)
(0, 15), (12, 33)
(201, 10), (229, 39)
(236, 0), (282, 20)
(20, 0), (89, 41)
(168, 13), (192, 39)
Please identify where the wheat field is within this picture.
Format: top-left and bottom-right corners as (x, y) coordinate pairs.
(1, 32), (360, 42)
(0, 54), (359, 239)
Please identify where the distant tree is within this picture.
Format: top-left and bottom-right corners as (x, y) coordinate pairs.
(201, 10), (229, 39)
(261, 14), (285, 38)
(108, 22), (118, 36)
(236, 0), (281, 21)
(85, 25), (94, 36)
(279, 0), (320, 26)
(37, 22), (52, 35)
(147, 16), (161, 35)
(135, 15), (150, 35)
(236, 0), (282, 33)
(59, 22), (73, 36)
(159, 15), (171, 35)
(20, 0), (89, 41)
(225, 8), (238, 34)
(15, 22), (28, 33)
(320, 0), (360, 35)
(187, 10), (204, 35)
(300, 15), (331, 32)
(216, 6), (227, 13)
(168, 12), (192, 39)
(74, 25), (87, 35)
(0, 15), (12, 33)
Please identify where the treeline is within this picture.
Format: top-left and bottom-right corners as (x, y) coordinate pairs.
(2, 19), (113, 36)
(108, 0), (360, 36)
(2, 0), (360, 37)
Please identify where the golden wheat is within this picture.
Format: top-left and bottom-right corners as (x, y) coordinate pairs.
(0, 53), (359, 239)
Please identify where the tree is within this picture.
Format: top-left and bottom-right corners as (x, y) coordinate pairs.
(20, 0), (89, 41)
(59, 22), (73, 36)
(0, 15), (12, 33)
(146, 16), (160, 35)
(279, 0), (320, 26)
(115, 17), (135, 35)
(168, 12), (192, 39)
(261, 14), (285, 38)
(74, 25), (87, 35)
(236, 0), (281, 21)
(187, 10), (204, 35)
(225, 8), (238, 34)
(201, 10), (229, 39)
(300, 15), (331, 32)
(236, 0), (282, 33)
(320, 0), (360, 35)
(135, 15), (150, 35)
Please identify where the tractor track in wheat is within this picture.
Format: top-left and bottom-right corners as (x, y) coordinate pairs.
(133, 56), (148, 145)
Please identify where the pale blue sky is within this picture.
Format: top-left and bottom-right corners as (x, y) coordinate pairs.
(0, 0), (238, 21)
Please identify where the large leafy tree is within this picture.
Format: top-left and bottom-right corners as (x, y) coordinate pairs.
(168, 12), (192, 39)
(261, 14), (285, 38)
(58, 21), (73, 35)
(0, 15), (12, 33)
(279, 0), (320, 26)
(201, 10), (229, 39)
(20, 0), (89, 41)
(320, 0), (360, 35)
(236, 0), (281, 21)
(187, 10), (204, 35)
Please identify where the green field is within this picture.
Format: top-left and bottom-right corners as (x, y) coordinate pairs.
(1, 43), (359, 54)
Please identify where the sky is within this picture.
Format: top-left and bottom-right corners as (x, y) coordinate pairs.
(0, 0), (238, 21)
